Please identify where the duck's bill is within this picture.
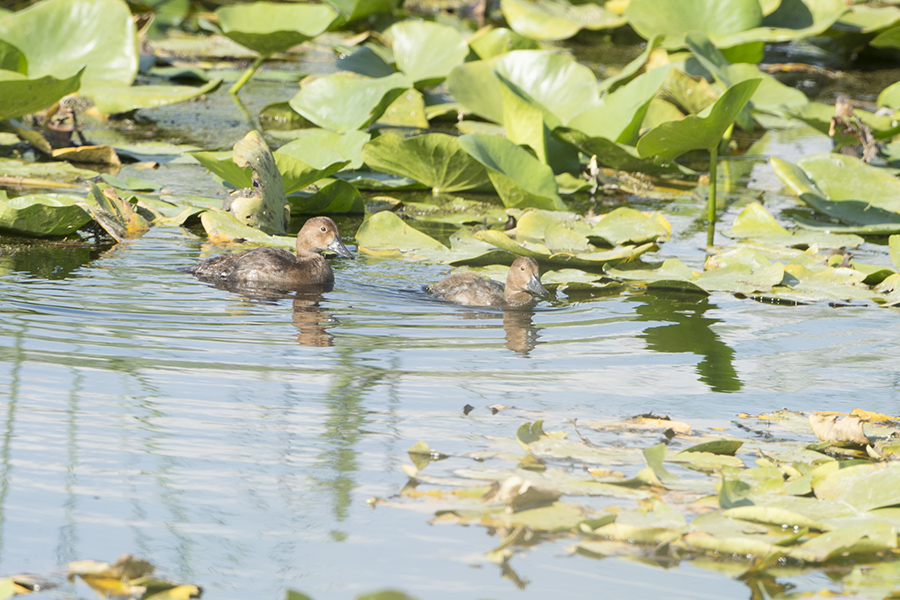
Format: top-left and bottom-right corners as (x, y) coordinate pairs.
(328, 236), (355, 259)
(527, 275), (550, 297)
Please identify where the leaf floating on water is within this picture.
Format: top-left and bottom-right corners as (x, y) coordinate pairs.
(52, 145), (121, 168)
(809, 413), (871, 447)
(77, 184), (150, 242)
(483, 476), (562, 511)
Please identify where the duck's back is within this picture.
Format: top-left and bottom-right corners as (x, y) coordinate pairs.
(186, 247), (333, 288)
(426, 272), (505, 306)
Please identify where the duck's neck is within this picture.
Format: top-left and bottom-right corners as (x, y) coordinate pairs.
(503, 288), (533, 306)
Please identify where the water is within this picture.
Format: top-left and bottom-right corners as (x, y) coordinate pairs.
(2, 211), (900, 598)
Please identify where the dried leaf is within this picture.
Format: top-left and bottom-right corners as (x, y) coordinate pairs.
(809, 414), (870, 446)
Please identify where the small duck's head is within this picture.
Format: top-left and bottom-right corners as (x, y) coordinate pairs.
(507, 256), (549, 297)
(297, 216), (354, 258)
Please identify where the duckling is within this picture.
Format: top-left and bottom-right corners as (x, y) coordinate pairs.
(184, 216), (353, 289)
(426, 256), (549, 307)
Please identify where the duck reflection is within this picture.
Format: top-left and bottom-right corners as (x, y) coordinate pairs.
(0, 241), (105, 280)
(632, 292), (741, 393)
(205, 280), (337, 347)
(453, 308), (541, 355)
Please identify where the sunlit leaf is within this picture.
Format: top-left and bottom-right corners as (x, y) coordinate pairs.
(813, 462), (900, 512)
(0, 191), (92, 237)
(501, 0), (626, 41)
(389, 20), (467, 86)
(289, 72), (411, 132)
(0, 0), (137, 93)
(625, 0), (763, 49)
(468, 27), (539, 60)
(86, 78), (222, 115)
(362, 133), (490, 193)
(287, 180), (364, 215)
(216, 2), (338, 56)
(355, 211), (448, 255)
(228, 130), (289, 235)
(728, 202), (864, 249)
(198, 208), (294, 248)
(0, 69), (83, 121)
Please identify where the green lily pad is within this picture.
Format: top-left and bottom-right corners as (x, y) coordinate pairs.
(199, 207), (294, 248)
(625, 0), (763, 49)
(712, 0), (847, 49)
(275, 129), (370, 170)
(637, 78), (761, 159)
(813, 463), (900, 512)
(500, 0), (626, 41)
(336, 43), (395, 79)
(468, 27), (539, 60)
(325, 0), (398, 23)
(458, 134), (566, 211)
(0, 191), (92, 237)
(355, 211), (448, 255)
(0, 38), (25, 73)
(227, 130), (289, 235)
(215, 2), (337, 56)
(388, 20), (467, 86)
(474, 229), (655, 270)
(0, 0), (137, 93)
(87, 78), (222, 115)
(568, 65), (670, 145)
(836, 4), (900, 34)
(728, 202), (865, 249)
(287, 179), (364, 215)
(289, 72), (411, 132)
(99, 174), (160, 192)
(362, 133), (491, 193)
(552, 128), (685, 174)
(0, 69), (83, 121)
(374, 88), (429, 129)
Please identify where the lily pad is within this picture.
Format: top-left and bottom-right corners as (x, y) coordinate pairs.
(388, 20), (467, 87)
(728, 202), (864, 249)
(458, 134), (566, 211)
(468, 27), (539, 60)
(325, 0), (398, 23)
(501, 0), (627, 41)
(362, 133), (490, 193)
(228, 130), (289, 235)
(0, 0), (138, 93)
(355, 211), (448, 255)
(771, 154), (900, 227)
(474, 229), (655, 270)
(275, 129), (370, 170)
(198, 208), (294, 248)
(289, 72), (411, 132)
(287, 180), (364, 215)
(0, 69), (83, 121)
(215, 2), (338, 56)
(637, 78), (761, 160)
(86, 78), (222, 115)
(0, 191), (92, 237)
(625, 0), (763, 49)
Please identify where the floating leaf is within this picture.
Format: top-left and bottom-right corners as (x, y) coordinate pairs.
(0, 0), (137, 93)
(501, 0), (626, 41)
(198, 208), (294, 248)
(0, 69), (83, 121)
(362, 133), (490, 193)
(813, 463), (900, 512)
(78, 184), (150, 241)
(376, 88), (428, 129)
(287, 180), (364, 215)
(216, 2), (337, 56)
(458, 134), (566, 211)
(625, 0), (763, 49)
(474, 229), (655, 270)
(809, 414), (870, 447)
(468, 27), (539, 60)
(87, 78), (222, 115)
(289, 72), (411, 132)
(728, 202), (864, 249)
(0, 191), (92, 237)
(389, 20), (467, 86)
(355, 211), (448, 255)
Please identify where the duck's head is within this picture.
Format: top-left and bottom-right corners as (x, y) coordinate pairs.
(297, 216), (354, 258)
(507, 256), (548, 297)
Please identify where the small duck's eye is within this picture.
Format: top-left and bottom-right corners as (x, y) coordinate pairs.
(320, 226), (327, 232)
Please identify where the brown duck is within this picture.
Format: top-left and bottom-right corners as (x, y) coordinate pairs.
(426, 256), (549, 307)
(184, 216), (353, 289)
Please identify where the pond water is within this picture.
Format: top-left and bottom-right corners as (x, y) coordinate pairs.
(3, 48), (900, 600)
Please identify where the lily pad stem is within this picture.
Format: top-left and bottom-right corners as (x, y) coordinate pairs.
(230, 54), (268, 95)
(706, 142), (718, 247)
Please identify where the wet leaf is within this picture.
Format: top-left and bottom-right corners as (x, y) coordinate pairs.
(809, 414), (870, 447)
(276, 129), (370, 170)
(0, 192), (92, 237)
(389, 20), (467, 86)
(51, 145), (121, 167)
(229, 130), (289, 235)
(501, 0), (626, 41)
(680, 440), (743, 455)
(637, 78), (761, 159)
(78, 184), (150, 242)
(458, 134), (566, 210)
(728, 202), (864, 249)
(198, 208), (294, 248)
(0, 0), (137, 94)
(788, 520), (897, 562)
(375, 88), (428, 129)
(362, 133), (490, 193)
(475, 229), (656, 270)
(325, 0), (398, 23)
(813, 463), (900, 512)
(355, 211), (448, 255)
(289, 72), (411, 132)
(87, 78), (222, 115)
(0, 69), (83, 121)
(552, 128), (685, 174)
(0, 38), (25, 73)
(771, 154), (900, 226)
(684, 530), (785, 557)
(288, 180), (364, 215)
(216, 2), (337, 56)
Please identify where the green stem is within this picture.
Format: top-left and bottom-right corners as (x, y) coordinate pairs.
(229, 54), (268, 96)
(706, 142), (718, 248)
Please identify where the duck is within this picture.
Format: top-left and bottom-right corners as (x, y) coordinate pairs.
(426, 256), (549, 307)
(184, 216), (353, 289)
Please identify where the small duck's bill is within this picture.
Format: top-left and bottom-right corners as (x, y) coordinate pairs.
(328, 236), (355, 259)
(527, 275), (550, 297)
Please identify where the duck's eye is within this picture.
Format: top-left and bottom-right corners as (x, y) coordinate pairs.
(320, 226), (327, 232)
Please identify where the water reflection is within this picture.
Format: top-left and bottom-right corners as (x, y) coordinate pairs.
(453, 308), (541, 355)
(631, 293), (741, 393)
(0, 242), (104, 280)
(292, 292), (335, 347)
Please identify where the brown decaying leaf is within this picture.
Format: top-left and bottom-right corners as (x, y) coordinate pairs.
(483, 476), (562, 512)
(808, 413), (871, 446)
(52, 145), (122, 168)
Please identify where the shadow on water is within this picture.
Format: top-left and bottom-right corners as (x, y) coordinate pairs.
(0, 241), (107, 280)
(630, 291), (742, 393)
